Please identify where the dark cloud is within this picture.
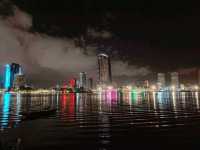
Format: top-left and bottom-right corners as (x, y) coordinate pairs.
(0, 0), (14, 16)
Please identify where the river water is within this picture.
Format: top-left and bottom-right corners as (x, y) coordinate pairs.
(1, 91), (200, 150)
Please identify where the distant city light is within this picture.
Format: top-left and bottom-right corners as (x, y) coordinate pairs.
(171, 85), (176, 91)
(107, 86), (114, 90)
(151, 85), (156, 91)
(194, 85), (199, 90)
(0, 56), (200, 94)
(127, 86), (132, 90)
(97, 87), (103, 92)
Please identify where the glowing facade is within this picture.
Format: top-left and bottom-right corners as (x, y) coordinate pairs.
(4, 64), (11, 89)
(4, 63), (22, 90)
(69, 79), (76, 89)
(98, 53), (112, 85)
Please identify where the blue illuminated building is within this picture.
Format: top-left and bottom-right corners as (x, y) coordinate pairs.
(4, 64), (11, 90)
(3, 63), (22, 90)
(10, 63), (21, 86)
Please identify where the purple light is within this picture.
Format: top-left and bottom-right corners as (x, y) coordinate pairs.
(106, 89), (118, 101)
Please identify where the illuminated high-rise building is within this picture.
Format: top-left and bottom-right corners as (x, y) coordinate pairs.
(10, 63), (21, 87)
(157, 73), (166, 89)
(4, 64), (11, 90)
(98, 53), (112, 85)
(79, 72), (87, 90)
(11, 63), (21, 74)
(4, 63), (23, 90)
(170, 72), (179, 88)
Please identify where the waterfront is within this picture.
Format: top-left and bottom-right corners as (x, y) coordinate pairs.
(1, 91), (200, 149)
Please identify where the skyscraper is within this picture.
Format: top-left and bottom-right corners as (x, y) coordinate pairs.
(79, 72), (87, 91)
(10, 63), (21, 87)
(98, 53), (112, 85)
(4, 64), (11, 90)
(4, 63), (22, 90)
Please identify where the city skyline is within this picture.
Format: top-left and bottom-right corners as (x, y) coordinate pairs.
(1, 55), (200, 88)
(1, 1), (200, 150)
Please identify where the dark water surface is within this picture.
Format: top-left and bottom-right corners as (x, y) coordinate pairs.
(1, 92), (200, 150)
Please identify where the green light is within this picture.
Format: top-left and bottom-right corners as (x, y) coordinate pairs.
(131, 89), (137, 102)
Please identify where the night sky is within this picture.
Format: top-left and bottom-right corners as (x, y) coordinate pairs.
(0, 0), (200, 86)
(12, 0), (200, 70)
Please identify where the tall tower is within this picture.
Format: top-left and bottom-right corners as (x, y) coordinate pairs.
(4, 63), (22, 90)
(98, 53), (112, 85)
(79, 72), (87, 91)
(10, 63), (21, 87)
(4, 64), (11, 90)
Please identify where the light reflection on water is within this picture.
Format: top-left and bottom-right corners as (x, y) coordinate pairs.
(1, 93), (11, 128)
(1, 91), (200, 149)
(0, 91), (200, 129)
